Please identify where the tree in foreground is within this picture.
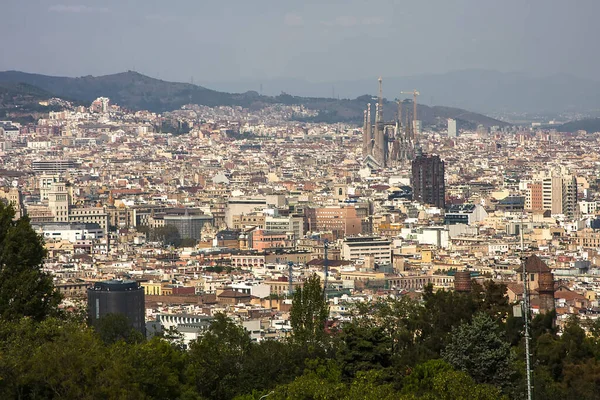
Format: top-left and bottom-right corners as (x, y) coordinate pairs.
(442, 312), (513, 390)
(95, 313), (145, 345)
(289, 273), (329, 347)
(0, 202), (61, 321)
(186, 313), (253, 400)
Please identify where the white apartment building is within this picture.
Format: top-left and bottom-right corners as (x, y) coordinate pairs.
(265, 215), (304, 239)
(538, 168), (577, 219)
(37, 222), (104, 242)
(342, 236), (392, 265)
(447, 118), (457, 137)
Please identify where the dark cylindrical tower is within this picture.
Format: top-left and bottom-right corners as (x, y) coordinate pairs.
(87, 279), (145, 334)
(454, 271), (472, 292)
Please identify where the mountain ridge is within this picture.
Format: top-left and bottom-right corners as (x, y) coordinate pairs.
(0, 70), (509, 128)
(203, 69), (600, 114)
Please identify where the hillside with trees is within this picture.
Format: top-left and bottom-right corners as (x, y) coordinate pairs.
(0, 70), (509, 128)
(556, 118), (600, 133)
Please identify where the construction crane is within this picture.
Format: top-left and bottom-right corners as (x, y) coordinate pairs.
(400, 90), (420, 123)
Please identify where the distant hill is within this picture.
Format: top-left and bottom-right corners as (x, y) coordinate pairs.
(0, 70), (247, 111)
(556, 118), (600, 133)
(0, 82), (52, 104)
(0, 82), (59, 122)
(0, 70), (508, 128)
(205, 70), (600, 114)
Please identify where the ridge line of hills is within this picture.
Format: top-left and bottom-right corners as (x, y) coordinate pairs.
(0, 70), (509, 129)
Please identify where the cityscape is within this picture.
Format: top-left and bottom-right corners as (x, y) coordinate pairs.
(1, 1), (600, 399)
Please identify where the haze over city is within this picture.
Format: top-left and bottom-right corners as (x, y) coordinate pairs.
(2, 1), (600, 399)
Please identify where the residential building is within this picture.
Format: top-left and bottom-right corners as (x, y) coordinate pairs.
(341, 236), (392, 265)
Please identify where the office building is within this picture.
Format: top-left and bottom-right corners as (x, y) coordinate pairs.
(36, 222), (104, 242)
(341, 236), (392, 265)
(444, 204), (488, 225)
(447, 119), (457, 138)
(164, 210), (213, 240)
(528, 168), (578, 218)
(225, 197), (267, 227)
(47, 181), (70, 222)
(87, 279), (145, 334)
(411, 153), (445, 209)
(525, 182), (543, 211)
(32, 159), (77, 173)
(305, 205), (363, 239)
(265, 215), (305, 239)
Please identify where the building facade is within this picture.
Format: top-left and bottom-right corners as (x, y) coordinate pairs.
(411, 153), (445, 209)
(447, 118), (457, 138)
(164, 212), (213, 240)
(341, 236), (392, 265)
(305, 206), (363, 239)
(87, 280), (146, 334)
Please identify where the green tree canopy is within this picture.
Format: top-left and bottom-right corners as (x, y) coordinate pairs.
(186, 313), (253, 400)
(95, 313), (145, 345)
(0, 202), (61, 321)
(401, 359), (507, 400)
(442, 312), (513, 389)
(290, 273), (329, 347)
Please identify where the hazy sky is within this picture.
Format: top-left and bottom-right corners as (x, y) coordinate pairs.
(1, 0), (598, 83)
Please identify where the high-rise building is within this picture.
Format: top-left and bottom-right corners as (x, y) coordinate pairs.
(447, 119), (457, 138)
(87, 279), (145, 334)
(529, 168), (578, 218)
(411, 153), (445, 209)
(525, 182), (543, 211)
(476, 124), (488, 137)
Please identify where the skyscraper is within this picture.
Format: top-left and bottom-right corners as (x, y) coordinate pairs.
(411, 153), (445, 209)
(447, 118), (457, 138)
(528, 167), (578, 218)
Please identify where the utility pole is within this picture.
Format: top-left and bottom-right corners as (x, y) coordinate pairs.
(521, 214), (533, 400)
(288, 261), (294, 297)
(323, 239), (329, 301)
